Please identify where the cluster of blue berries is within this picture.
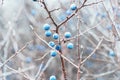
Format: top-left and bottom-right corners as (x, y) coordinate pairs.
(43, 24), (59, 57)
(43, 24), (52, 37)
(41, 3), (76, 79)
(43, 24), (74, 57)
(64, 32), (74, 49)
(37, 2), (76, 80)
(43, 24), (58, 80)
(43, 24), (59, 39)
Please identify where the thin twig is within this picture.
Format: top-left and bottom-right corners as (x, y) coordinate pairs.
(0, 64), (34, 80)
(81, 37), (104, 64)
(94, 68), (120, 78)
(76, 15), (81, 80)
(35, 52), (49, 61)
(84, 1), (103, 7)
(38, 58), (54, 80)
(49, 8), (61, 13)
(35, 62), (44, 80)
(0, 40), (33, 69)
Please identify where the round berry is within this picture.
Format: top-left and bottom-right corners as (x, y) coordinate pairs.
(116, 24), (120, 29)
(50, 50), (57, 57)
(49, 41), (55, 47)
(33, 0), (37, 1)
(25, 57), (32, 63)
(101, 13), (106, 18)
(28, 45), (35, 51)
(96, 12), (100, 17)
(35, 45), (46, 51)
(66, 9), (72, 15)
(106, 25), (112, 30)
(45, 30), (52, 37)
(64, 32), (71, 38)
(67, 43), (74, 49)
(59, 15), (66, 21)
(43, 24), (51, 31)
(31, 9), (36, 16)
(109, 51), (115, 57)
(70, 3), (77, 10)
(49, 75), (56, 80)
(53, 33), (59, 39)
(55, 45), (61, 50)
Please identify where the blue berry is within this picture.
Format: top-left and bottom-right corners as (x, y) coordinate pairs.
(59, 15), (66, 21)
(64, 32), (71, 38)
(50, 51), (57, 57)
(53, 33), (59, 39)
(31, 9), (36, 16)
(116, 12), (120, 17)
(70, 3), (77, 10)
(67, 43), (74, 49)
(66, 9), (72, 15)
(115, 24), (120, 29)
(33, 0), (37, 1)
(28, 45), (35, 51)
(45, 30), (52, 37)
(49, 41), (55, 47)
(25, 57), (32, 63)
(35, 45), (46, 51)
(96, 12), (100, 17)
(85, 61), (93, 68)
(101, 13), (106, 18)
(112, 7), (117, 12)
(55, 45), (61, 50)
(49, 75), (56, 80)
(109, 51), (115, 57)
(106, 25), (112, 30)
(43, 24), (51, 31)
